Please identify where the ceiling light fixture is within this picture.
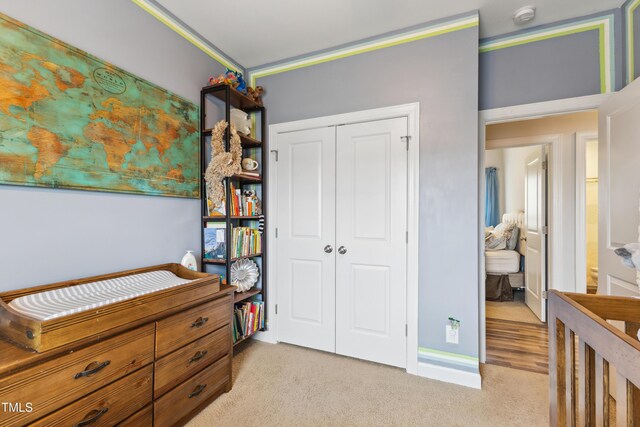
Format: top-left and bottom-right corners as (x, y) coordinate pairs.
(513, 6), (536, 25)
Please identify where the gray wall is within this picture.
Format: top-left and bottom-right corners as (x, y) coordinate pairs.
(480, 10), (624, 110)
(257, 25), (480, 360)
(0, 0), (226, 290)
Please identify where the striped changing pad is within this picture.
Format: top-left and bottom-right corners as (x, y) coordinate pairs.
(9, 270), (194, 321)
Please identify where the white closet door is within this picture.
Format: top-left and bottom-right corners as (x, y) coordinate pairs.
(276, 127), (336, 352)
(335, 117), (408, 368)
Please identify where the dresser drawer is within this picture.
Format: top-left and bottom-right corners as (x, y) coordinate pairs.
(154, 355), (231, 427)
(0, 324), (154, 427)
(155, 324), (231, 397)
(30, 365), (152, 427)
(155, 295), (231, 358)
(117, 404), (153, 427)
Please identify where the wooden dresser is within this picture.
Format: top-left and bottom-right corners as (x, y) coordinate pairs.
(0, 284), (233, 427)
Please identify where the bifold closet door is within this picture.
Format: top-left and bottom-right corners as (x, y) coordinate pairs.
(276, 127), (337, 352)
(335, 117), (408, 368)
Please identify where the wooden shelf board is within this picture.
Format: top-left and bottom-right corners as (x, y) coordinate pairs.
(233, 328), (265, 347)
(231, 253), (262, 261)
(201, 130), (262, 149)
(202, 216), (226, 222)
(203, 215), (261, 222)
(233, 334), (253, 347)
(202, 84), (262, 111)
(233, 288), (261, 303)
(232, 174), (262, 183)
(239, 134), (262, 148)
(202, 259), (226, 265)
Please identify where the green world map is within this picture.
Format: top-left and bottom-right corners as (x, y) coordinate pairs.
(0, 13), (200, 198)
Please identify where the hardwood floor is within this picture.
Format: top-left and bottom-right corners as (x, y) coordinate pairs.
(486, 317), (549, 374)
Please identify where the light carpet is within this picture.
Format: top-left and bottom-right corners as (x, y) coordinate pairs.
(486, 290), (542, 324)
(187, 341), (548, 427)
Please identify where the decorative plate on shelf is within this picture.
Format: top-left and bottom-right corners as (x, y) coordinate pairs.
(230, 258), (259, 292)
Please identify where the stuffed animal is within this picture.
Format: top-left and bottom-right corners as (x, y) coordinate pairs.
(246, 86), (264, 106)
(208, 69), (247, 94)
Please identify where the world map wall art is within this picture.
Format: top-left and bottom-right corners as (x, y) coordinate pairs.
(0, 13), (200, 198)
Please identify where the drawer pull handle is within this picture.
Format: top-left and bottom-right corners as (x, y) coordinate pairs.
(189, 384), (207, 398)
(74, 360), (111, 379)
(189, 350), (209, 364)
(191, 316), (209, 328)
(74, 407), (109, 427)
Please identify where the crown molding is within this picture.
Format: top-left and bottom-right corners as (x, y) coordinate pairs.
(131, 0), (244, 73)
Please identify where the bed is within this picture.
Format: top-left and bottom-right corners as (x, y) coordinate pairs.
(485, 211), (525, 300)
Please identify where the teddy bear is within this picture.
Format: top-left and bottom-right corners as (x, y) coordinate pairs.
(246, 86), (264, 106)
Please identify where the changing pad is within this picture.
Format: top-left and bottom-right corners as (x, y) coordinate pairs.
(9, 270), (194, 321)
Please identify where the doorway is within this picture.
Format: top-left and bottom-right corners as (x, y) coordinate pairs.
(481, 109), (599, 373)
(267, 104), (420, 373)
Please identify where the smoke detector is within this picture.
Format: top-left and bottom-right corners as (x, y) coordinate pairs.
(513, 6), (536, 25)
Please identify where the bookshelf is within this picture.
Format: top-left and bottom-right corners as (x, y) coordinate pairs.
(200, 84), (267, 346)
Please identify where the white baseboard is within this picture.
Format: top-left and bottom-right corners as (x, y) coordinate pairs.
(252, 330), (277, 344)
(417, 361), (482, 389)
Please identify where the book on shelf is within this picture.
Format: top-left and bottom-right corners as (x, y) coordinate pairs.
(233, 301), (264, 343)
(204, 223), (226, 260)
(229, 183), (262, 217)
(231, 227), (262, 258)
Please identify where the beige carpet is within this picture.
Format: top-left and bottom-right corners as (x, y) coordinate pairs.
(187, 341), (548, 427)
(486, 290), (542, 324)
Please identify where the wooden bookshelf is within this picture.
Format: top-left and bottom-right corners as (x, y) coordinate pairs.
(200, 83), (267, 348)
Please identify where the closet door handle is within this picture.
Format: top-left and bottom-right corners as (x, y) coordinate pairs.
(338, 246), (347, 255)
(324, 245), (333, 253)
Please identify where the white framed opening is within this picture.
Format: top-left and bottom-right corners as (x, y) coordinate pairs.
(260, 103), (420, 374)
(478, 94), (610, 363)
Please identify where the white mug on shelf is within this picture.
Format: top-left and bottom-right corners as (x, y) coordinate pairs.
(242, 158), (259, 171)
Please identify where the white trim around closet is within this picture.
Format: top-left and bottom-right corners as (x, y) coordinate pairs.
(257, 103), (420, 375)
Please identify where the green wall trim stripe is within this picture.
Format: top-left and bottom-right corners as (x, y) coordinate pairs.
(131, 0), (243, 73)
(626, 0), (640, 82)
(249, 14), (479, 86)
(418, 347), (479, 367)
(480, 15), (615, 94)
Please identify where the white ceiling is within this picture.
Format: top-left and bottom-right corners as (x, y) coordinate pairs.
(154, 0), (623, 69)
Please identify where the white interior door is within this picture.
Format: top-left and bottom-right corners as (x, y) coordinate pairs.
(524, 147), (548, 322)
(276, 127), (336, 352)
(335, 117), (408, 368)
(598, 77), (640, 298)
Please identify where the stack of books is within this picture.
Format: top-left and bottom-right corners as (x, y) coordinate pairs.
(229, 183), (261, 216)
(233, 301), (265, 342)
(231, 227), (262, 258)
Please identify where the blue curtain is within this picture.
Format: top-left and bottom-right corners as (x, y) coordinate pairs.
(485, 167), (499, 227)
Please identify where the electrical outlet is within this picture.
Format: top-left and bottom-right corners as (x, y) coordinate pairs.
(446, 325), (459, 344)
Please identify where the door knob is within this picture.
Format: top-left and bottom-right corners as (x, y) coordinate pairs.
(338, 246), (347, 255)
(324, 245), (333, 253)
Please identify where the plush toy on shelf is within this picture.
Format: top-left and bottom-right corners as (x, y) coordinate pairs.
(208, 68), (247, 93)
(246, 86), (264, 106)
